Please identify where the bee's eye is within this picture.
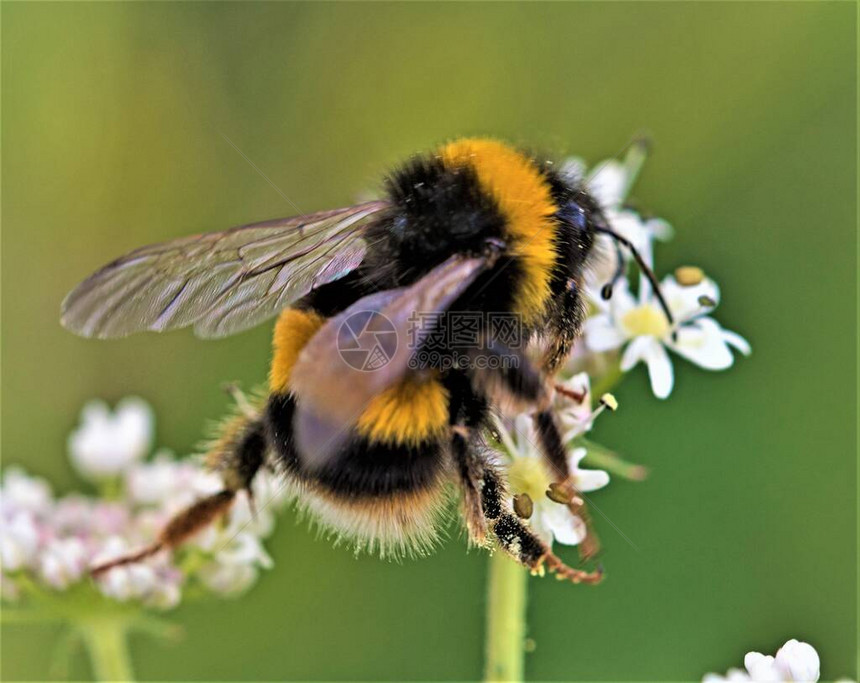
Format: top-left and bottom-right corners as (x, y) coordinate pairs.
(557, 201), (588, 232)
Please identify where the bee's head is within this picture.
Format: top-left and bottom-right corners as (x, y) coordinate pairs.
(551, 186), (605, 275)
(553, 183), (675, 333)
(556, 194), (600, 249)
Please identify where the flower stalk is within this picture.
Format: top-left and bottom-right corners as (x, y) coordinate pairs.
(484, 552), (528, 682)
(80, 618), (134, 682)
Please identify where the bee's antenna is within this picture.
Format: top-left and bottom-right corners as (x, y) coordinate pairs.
(594, 226), (675, 335)
(598, 238), (627, 301)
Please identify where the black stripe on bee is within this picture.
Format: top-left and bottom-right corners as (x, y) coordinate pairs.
(265, 393), (446, 499)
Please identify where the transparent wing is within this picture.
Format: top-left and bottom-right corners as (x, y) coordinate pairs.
(60, 201), (388, 339)
(289, 254), (492, 468)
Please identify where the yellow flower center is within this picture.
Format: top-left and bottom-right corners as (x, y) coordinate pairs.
(621, 304), (670, 339)
(508, 456), (552, 502)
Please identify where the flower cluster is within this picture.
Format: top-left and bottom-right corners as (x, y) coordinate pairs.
(566, 146), (750, 399)
(494, 372), (612, 547)
(1, 398), (286, 612)
(493, 144), (749, 551)
(703, 638), (831, 682)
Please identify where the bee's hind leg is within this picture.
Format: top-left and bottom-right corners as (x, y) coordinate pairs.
(451, 426), (602, 585)
(91, 404), (269, 577)
(533, 409), (601, 561)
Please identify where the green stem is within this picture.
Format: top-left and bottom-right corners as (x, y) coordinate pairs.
(80, 619), (134, 682)
(484, 552), (528, 682)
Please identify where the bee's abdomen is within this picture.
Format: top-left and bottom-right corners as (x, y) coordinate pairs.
(265, 392), (449, 556)
(266, 389), (447, 499)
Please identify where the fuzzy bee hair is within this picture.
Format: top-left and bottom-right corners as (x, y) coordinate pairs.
(74, 138), (644, 585)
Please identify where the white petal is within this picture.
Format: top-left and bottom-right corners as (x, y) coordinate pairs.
(198, 561), (257, 595)
(645, 217), (674, 242)
(0, 512), (40, 570)
(587, 160), (628, 207)
(775, 640), (819, 682)
(540, 505), (587, 546)
(559, 157), (587, 182)
(68, 397), (154, 479)
(644, 340), (674, 399)
(114, 397), (154, 461)
(609, 277), (638, 317)
(146, 580), (181, 610)
(569, 447), (588, 468)
(607, 209), (652, 257)
(583, 314), (626, 352)
(575, 468), (610, 493)
(744, 653), (782, 682)
(722, 329), (751, 356)
(670, 318), (734, 370)
(217, 533), (272, 568)
(1, 467), (53, 514)
(528, 510), (554, 545)
(637, 239), (656, 300)
(661, 275), (721, 319)
(584, 233), (624, 291)
(619, 335), (653, 372)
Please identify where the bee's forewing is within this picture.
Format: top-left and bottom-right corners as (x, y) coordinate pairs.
(290, 254), (491, 468)
(60, 201), (389, 339)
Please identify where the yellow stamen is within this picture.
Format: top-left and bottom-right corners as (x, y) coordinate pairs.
(675, 265), (705, 286)
(508, 457), (551, 504)
(600, 393), (619, 412)
(621, 305), (670, 339)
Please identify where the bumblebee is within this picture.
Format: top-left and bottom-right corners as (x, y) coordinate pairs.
(62, 138), (672, 583)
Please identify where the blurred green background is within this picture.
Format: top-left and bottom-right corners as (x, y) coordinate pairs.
(2, 2), (856, 681)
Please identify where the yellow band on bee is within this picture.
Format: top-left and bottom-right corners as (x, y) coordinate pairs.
(356, 376), (449, 446)
(270, 308), (326, 393)
(440, 138), (558, 322)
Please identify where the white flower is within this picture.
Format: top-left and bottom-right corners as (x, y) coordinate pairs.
(0, 510), (41, 571)
(68, 397), (154, 479)
(38, 538), (88, 589)
(584, 274), (750, 399)
(125, 452), (183, 505)
(772, 641), (821, 682)
(495, 414), (609, 546)
(0, 467), (53, 516)
(93, 536), (159, 601)
(704, 639), (821, 682)
(554, 371), (595, 441)
(99, 563), (159, 602)
(196, 521), (274, 596)
(146, 578), (181, 610)
(562, 151), (673, 287)
(1, 395), (286, 614)
(198, 561), (258, 596)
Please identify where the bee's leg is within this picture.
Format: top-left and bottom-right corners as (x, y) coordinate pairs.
(533, 409), (600, 560)
(541, 277), (586, 374)
(90, 490), (237, 577)
(451, 426), (490, 546)
(91, 407), (269, 577)
(450, 426), (602, 585)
